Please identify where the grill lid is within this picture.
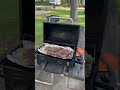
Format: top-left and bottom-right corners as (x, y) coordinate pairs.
(44, 22), (80, 47)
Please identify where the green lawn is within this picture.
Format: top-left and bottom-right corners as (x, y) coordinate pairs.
(35, 9), (85, 44)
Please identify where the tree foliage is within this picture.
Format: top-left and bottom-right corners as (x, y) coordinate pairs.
(35, 0), (82, 7)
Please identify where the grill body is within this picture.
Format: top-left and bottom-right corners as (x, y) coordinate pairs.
(36, 22), (81, 73)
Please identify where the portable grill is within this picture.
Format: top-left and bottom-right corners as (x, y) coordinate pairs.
(36, 17), (84, 81)
(37, 22), (80, 73)
(0, 0), (35, 90)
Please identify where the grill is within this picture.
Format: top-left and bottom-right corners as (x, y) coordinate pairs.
(0, 0), (35, 90)
(36, 21), (82, 75)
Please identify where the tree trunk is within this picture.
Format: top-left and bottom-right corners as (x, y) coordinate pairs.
(70, 0), (78, 21)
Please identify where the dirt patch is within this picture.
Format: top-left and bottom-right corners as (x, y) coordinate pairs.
(35, 11), (51, 16)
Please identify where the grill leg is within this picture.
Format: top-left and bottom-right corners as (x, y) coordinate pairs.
(66, 77), (85, 90)
(35, 70), (54, 85)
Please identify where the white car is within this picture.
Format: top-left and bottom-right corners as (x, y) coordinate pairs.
(49, 0), (61, 5)
(81, 0), (85, 6)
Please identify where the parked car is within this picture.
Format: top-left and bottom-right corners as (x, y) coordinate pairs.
(49, 0), (61, 5)
(81, 0), (85, 7)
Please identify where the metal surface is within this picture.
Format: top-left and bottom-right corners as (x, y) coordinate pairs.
(35, 59), (85, 90)
(44, 62), (65, 74)
(37, 22), (81, 72)
(48, 17), (74, 24)
(35, 27), (85, 84)
(64, 63), (85, 81)
(44, 22), (80, 47)
(36, 15), (85, 89)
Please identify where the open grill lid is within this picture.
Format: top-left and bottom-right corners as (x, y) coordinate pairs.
(43, 22), (80, 48)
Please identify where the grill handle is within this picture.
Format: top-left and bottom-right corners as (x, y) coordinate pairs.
(48, 17), (74, 24)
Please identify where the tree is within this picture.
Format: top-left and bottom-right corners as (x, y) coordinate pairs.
(70, 0), (78, 21)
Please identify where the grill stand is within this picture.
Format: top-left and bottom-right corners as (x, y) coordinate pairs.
(67, 77), (85, 90)
(35, 60), (54, 85)
(64, 62), (84, 81)
(35, 16), (85, 86)
(35, 58), (85, 85)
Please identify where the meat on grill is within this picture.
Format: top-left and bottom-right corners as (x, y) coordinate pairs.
(44, 46), (73, 59)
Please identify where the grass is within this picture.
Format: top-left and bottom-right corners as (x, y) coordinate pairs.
(35, 9), (85, 44)
(35, 19), (44, 44)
